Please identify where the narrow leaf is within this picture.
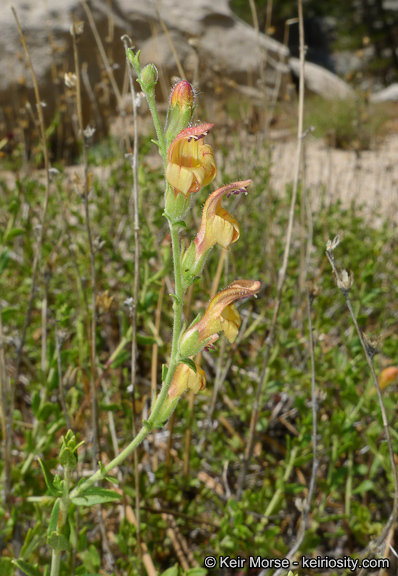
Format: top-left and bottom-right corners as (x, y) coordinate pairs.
(71, 487), (122, 507)
(11, 560), (41, 576)
(38, 459), (62, 497)
(178, 358), (197, 373)
(48, 499), (61, 536)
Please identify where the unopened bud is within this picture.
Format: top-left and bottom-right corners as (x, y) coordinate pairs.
(170, 80), (195, 110)
(166, 79), (196, 147)
(140, 63), (158, 89)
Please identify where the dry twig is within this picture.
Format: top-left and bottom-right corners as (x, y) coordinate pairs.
(236, 0), (306, 498)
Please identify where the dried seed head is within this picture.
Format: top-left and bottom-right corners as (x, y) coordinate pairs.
(362, 332), (380, 359)
(64, 72), (77, 88)
(326, 231), (344, 252)
(70, 20), (84, 37)
(83, 125), (96, 139)
(306, 280), (321, 301)
(335, 268), (354, 292)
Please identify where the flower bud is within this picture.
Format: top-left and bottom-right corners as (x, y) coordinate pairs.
(140, 63), (158, 90)
(170, 80), (195, 110)
(378, 366), (398, 391)
(165, 80), (196, 147)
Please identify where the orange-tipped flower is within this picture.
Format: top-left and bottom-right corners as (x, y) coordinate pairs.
(179, 279), (261, 356)
(154, 360), (206, 426)
(168, 361), (206, 400)
(166, 123), (217, 196)
(195, 179), (251, 254)
(378, 366), (398, 391)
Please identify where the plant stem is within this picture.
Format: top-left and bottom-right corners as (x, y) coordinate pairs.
(146, 92), (168, 168)
(50, 466), (71, 576)
(71, 17), (98, 471)
(70, 219), (184, 501)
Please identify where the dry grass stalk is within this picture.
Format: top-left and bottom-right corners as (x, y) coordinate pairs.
(236, 0), (306, 498)
(122, 33), (143, 573)
(11, 7), (52, 414)
(71, 14), (99, 470)
(271, 280), (319, 576)
(155, 1), (185, 79)
(325, 239), (398, 572)
(0, 308), (11, 505)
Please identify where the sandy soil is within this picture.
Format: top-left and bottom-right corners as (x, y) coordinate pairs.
(269, 133), (398, 222)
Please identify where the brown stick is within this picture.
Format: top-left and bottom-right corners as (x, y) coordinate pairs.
(71, 14), (99, 469)
(122, 33), (143, 574)
(326, 237), (398, 572)
(236, 0), (306, 498)
(11, 6), (52, 416)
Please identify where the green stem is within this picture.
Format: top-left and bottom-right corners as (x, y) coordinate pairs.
(145, 92), (167, 169)
(50, 551), (61, 576)
(49, 466), (71, 576)
(70, 220), (185, 501)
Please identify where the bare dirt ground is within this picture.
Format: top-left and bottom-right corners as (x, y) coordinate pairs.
(2, 131), (398, 226)
(269, 133), (398, 222)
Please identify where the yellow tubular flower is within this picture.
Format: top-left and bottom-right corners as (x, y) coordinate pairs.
(168, 361), (206, 402)
(179, 279), (261, 357)
(166, 123), (217, 196)
(194, 180), (252, 261)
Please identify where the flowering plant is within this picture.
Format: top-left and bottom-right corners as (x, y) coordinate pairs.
(41, 51), (260, 576)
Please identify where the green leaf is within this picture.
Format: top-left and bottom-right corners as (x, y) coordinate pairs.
(109, 349), (130, 369)
(162, 364), (168, 381)
(0, 248), (9, 275)
(47, 531), (69, 552)
(352, 480), (375, 495)
(12, 560), (41, 576)
(174, 220), (187, 230)
(160, 566), (179, 576)
(0, 558), (14, 576)
(71, 487), (122, 507)
(36, 402), (55, 422)
(38, 459), (62, 497)
(186, 569), (208, 576)
(136, 334), (157, 346)
(20, 523), (43, 559)
(178, 358), (197, 373)
(59, 447), (77, 470)
(104, 475), (119, 485)
(1, 306), (18, 322)
(168, 293), (180, 303)
(48, 499), (60, 536)
(4, 227), (25, 242)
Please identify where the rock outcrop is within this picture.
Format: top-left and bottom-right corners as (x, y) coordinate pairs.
(1, 0), (289, 137)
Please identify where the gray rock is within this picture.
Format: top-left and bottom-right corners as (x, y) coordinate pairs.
(289, 57), (355, 100)
(370, 83), (398, 102)
(1, 0), (289, 136)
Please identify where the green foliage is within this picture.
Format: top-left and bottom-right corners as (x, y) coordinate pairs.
(306, 95), (387, 150)
(2, 107), (398, 575)
(71, 488), (122, 507)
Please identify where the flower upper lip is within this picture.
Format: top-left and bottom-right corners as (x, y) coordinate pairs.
(179, 279), (261, 355)
(194, 180), (252, 254)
